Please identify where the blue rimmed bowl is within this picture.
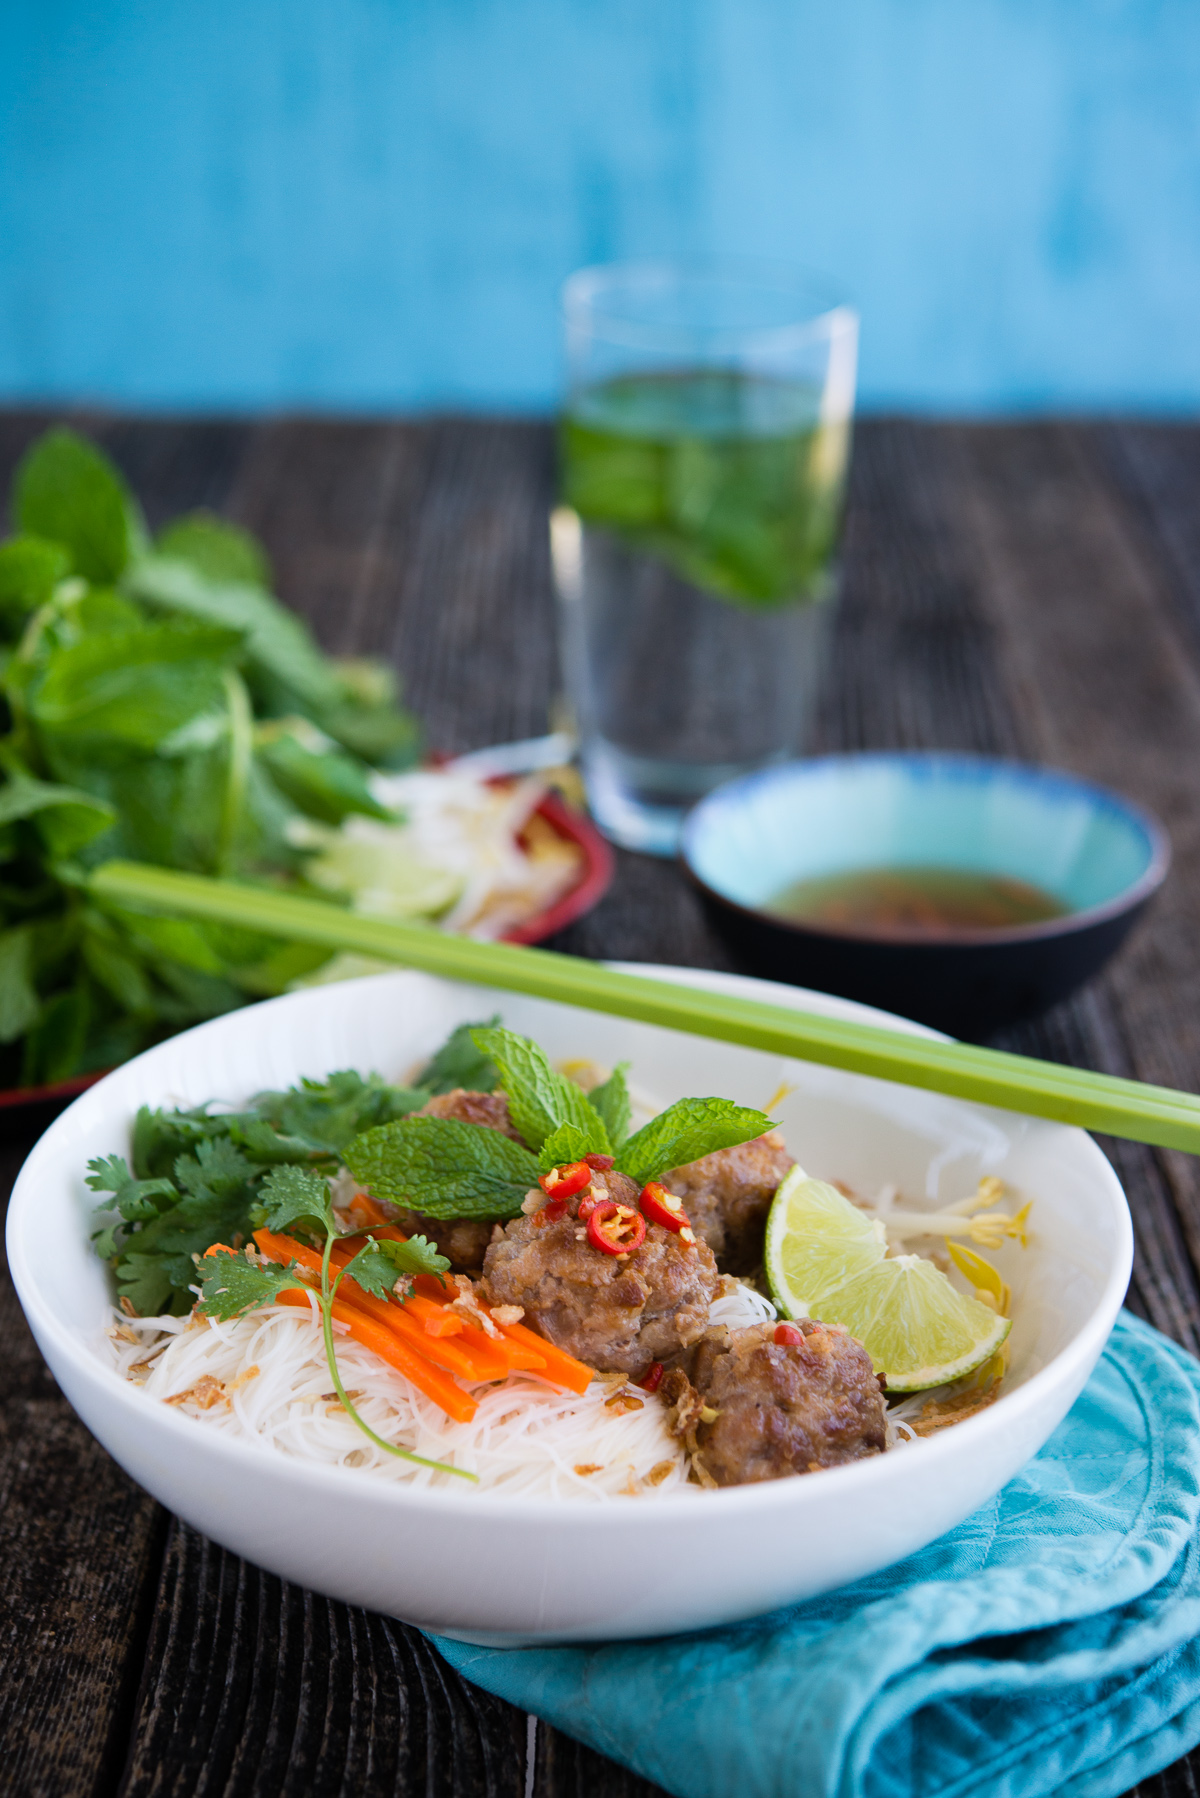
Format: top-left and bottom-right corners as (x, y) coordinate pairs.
(681, 753), (1170, 1038)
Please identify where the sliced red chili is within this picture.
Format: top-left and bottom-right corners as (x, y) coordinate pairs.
(587, 1199), (647, 1256)
(774, 1322), (805, 1347)
(639, 1361), (665, 1394)
(584, 1152), (614, 1171)
(577, 1190), (600, 1221)
(539, 1160), (592, 1199)
(640, 1181), (692, 1235)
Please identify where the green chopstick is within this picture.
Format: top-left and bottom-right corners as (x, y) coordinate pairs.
(89, 858), (1200, 1155)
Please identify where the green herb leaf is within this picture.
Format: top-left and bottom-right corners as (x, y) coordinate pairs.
(338, 1240), (405, 1302)
(258, 723), (393, 824)
(376, 1233), (450, 1281)
(0, 925), (41, 1045)
(417, 1017), (501, 1094)
(537, 1121), (595, 1173)
(14, 429), (135, 584)
(198, 1248), (308, 1321)
(0, 535), (72, 629)
(587, 1063), (632, 1150)
(0, 757), (116, 857)
(470, 1025), (609, 1156)
(87, 1152), (178, 1221)
(257, 1163), (334, 1234)
(156, 512), (272, 589)
(114, 1249), (177, 1318)
(616, 1098), (774, 1187)
(29, 620), (242, 748)
(344, 1115), (540, 1220)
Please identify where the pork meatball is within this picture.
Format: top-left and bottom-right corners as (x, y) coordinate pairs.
(664, 1319), (887, 1486)
(480, 1170), (719, 1376)
(389, 1088), (522, 1272)
(664, 1130), (794, 1273)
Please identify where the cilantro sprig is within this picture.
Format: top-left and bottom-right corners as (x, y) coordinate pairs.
(196, 1165), (469, 1481)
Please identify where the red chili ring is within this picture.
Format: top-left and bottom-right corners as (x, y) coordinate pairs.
(586, 1199), (647, 1256)
(539, 1160), (592, 1199)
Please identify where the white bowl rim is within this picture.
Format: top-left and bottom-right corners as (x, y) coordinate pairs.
(7, 963), (1134, 1526)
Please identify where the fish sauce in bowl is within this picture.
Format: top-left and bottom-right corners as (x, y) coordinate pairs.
(765, 866), (1068, 939)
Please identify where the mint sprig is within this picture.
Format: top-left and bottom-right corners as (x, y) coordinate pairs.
(469, 1025), (610, 1157)
(344, 1115), (540, 1220)
(615, 1098), (776, 1188)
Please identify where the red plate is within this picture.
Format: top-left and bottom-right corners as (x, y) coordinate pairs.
(0, 792), (614, 1117)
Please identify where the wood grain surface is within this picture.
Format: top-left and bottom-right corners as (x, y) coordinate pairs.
(1, 410), (1199, 1796)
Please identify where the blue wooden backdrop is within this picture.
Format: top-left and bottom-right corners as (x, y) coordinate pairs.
(3, 0), (1199, 413)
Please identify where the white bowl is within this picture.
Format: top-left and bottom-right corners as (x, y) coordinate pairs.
(6, 966), (1132, 1645)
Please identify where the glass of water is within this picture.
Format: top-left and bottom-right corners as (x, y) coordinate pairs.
(552, 259), (857, 856)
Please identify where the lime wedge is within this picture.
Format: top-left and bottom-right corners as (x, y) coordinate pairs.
(765, 1168), (1010, 1392)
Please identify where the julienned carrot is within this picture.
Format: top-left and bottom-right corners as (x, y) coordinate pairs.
(335, 1225), (592, 1392)
(254, 1230), (509, 1383)
(348, 1191), (391, 1228)
(498, 1320), (594, 1395)
(410, 1272), (594, 1393)
(398, 1289), (544, 1373)
(274, 1289), (477, 1423)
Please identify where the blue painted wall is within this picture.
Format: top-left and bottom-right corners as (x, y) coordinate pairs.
(3, 1), (1199, 413)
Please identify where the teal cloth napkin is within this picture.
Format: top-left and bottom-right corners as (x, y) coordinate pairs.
(433, 1311), (1200, 1798)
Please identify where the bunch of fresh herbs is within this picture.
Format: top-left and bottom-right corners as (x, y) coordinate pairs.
(0, 427), (420, 1089)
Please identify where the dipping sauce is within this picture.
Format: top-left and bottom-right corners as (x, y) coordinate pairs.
(765, 866), (1069, 936)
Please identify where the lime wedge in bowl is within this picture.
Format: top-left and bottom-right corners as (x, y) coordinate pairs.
(765, 1167), (1011, 1392)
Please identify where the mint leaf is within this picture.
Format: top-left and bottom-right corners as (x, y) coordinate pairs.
(126, 555), (344, 716)
(537, 1121), (595, 1173)
(0, 758), (116, 856)
(156, 512), (271, 588)
(257, 1164), (333, 1234)
(198, 1248), (308, 1321)
(0, 535), (71, 628)
(344, 1115), (540, 1220)
(470, 1025), (609, 1156)
(30, 620), (242, 748)
(258, 724), (393, 825)
(0, 925), (41, 1046)
(15, 429), (135, 583)
(616, 1098), (774, 1188)
(417, 1017), (500, 1094)
(587, 1063), (631, 1150)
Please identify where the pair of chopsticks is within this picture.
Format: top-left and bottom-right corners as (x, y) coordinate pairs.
(89, 860), (1200, 1155)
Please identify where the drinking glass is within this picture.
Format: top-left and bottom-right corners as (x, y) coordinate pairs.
(552, 258), (857, 855)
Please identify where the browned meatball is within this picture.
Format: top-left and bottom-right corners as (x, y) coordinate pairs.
(665, 1319), (887, 1486)
(480, 1171), (719, 1376)
(664, 1130), (794, 1273)
(389, 1088), (523, 1271)
(415, 1088), (523, 1138)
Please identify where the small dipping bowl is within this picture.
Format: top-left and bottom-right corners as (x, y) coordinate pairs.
(681, 753), (1170, 1037)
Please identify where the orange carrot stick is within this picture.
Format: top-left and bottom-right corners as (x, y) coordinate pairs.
(273, 1288), (477, 1423)
(496, 1320), (595, 1395)
(255, 1230), (510, 1383)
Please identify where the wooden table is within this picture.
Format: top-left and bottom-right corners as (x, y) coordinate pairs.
(2, 411), (1199, 1797)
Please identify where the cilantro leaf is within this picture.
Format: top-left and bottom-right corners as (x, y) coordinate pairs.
(14, 428), (135, 584)
(416, 1017), (501, 1094)
(587, 1063), (632, 1150)
(256, 1164), (333, 1234)
(470, 1026), (609, 1156)
(344, 1115), (540, 1220)
(87, 1152), (178, 1222)
(376, 1233), (449, 1281)
(198, 1248), (308, 1321)
(616, 1098), (775, 1187)
(114, 1250), (177, 1319)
